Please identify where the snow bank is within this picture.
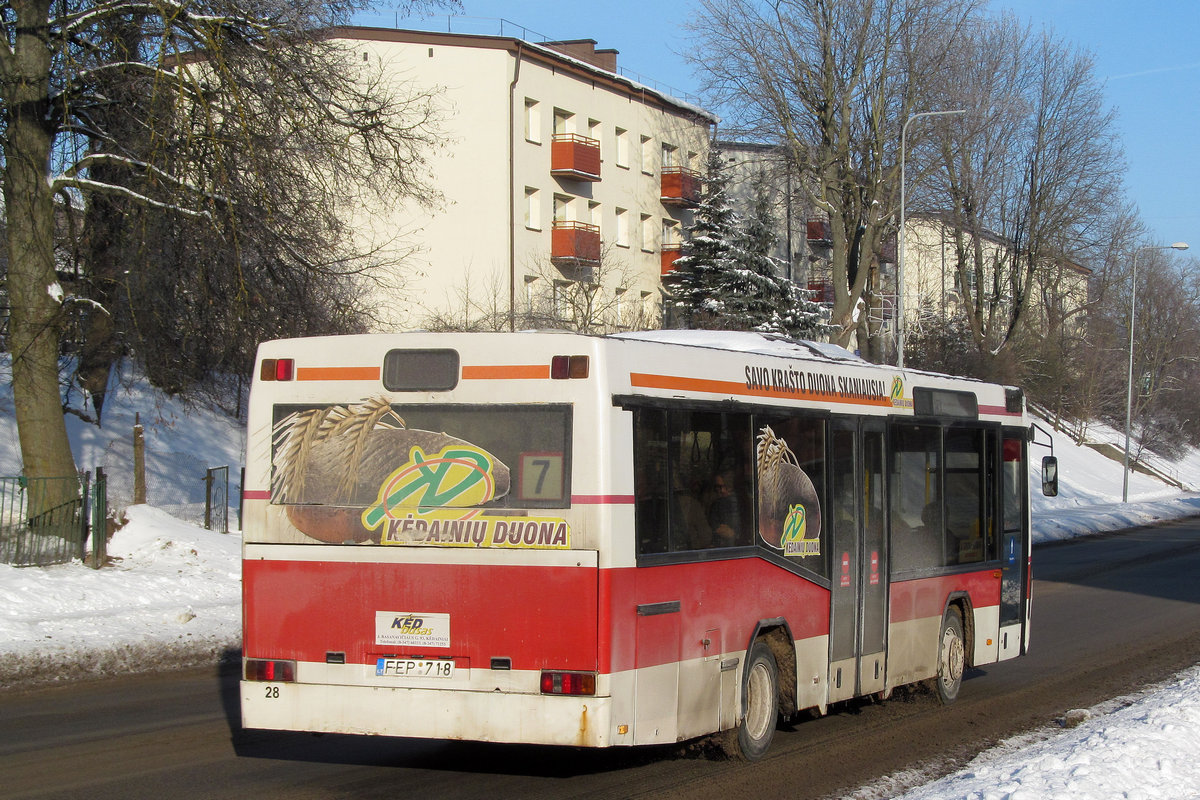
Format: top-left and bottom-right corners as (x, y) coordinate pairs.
(0, 506), (241, 688)
(884, 666), (1200, 800)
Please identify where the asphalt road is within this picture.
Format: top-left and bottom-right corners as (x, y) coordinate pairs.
(5, 518), (1200, 800)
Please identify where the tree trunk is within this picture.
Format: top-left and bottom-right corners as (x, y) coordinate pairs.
(4, 2), (79, 499)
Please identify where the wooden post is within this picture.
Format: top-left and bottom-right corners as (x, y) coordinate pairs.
(133, 413), (146, 504)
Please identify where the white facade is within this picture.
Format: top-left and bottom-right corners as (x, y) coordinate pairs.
(337, 28), (714, 331)
(900, 215), (1091, 333)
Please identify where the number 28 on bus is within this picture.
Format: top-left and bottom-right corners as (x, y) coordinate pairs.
(240, 330), (1056, 760)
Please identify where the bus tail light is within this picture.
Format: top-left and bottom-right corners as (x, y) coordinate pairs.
(551, 355), (589, 380)
(260, 358), (294, 382)
(245, 658), (296, 682)
(540, 670), (595, 695)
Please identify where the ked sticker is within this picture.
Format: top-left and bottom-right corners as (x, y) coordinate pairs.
(375, 611), (450, 648)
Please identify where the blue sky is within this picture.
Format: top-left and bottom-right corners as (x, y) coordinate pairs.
(360, 1), (1200, 262)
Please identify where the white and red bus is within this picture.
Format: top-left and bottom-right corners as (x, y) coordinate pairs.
(240, 330), (1052, 759)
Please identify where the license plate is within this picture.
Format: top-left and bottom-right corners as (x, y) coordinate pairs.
(375, 658), (455, 678)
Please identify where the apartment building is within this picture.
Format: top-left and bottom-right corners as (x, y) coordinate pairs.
(900, 214), (1092, 336)
(335, 27), (716, 331)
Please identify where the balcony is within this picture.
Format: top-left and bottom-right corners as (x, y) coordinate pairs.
(661, 244), (684, 276)
(807, 218), (832, 246)
(551, 220), (601, 266)
(660, 167), (701, 207)
(551, 134), (601, 182)
(807, 280), (835, 303)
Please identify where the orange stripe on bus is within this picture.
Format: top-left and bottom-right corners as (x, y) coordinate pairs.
(630, 372), (894, 407)
(461, 364), (550, 380)
(296, 366), (381, 381)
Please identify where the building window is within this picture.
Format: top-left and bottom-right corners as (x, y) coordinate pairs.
(524, 274), (538, 311)
(553, 108), (573, 137)
(662, 143), (677, 169)
(524, 98), (540, 144)
(524, 187), (540, 230)
(615, 127), (629, 168)
(553, 279), (571, 317)
(615, 207), (630, 248)
(662, 218), (680, 246)
(640, 135), (653, 175)
(640, 213), (654, 252)
(588, 200), (602, 235)
(589, 119), (602, 158)
(553, 194), (571, 223)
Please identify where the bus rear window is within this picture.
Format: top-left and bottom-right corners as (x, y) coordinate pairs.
(382, 349), (459, 391)
(271, 401), (571, 511)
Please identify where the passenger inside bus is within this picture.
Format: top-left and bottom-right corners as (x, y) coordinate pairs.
(670, 474), (711, 550)
(707, 470), (743, 547)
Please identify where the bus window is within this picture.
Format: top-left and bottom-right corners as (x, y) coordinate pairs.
(754, 415), (827, 577)
(634, 407), (754, 554)
(271, 402), (571, 512)
(1002, 436), (1024, 535)
(890, 424), (943, 573)
(634, 408), (670, 554)
(673, 410), (754, 550)
(944, 428), (985, 565)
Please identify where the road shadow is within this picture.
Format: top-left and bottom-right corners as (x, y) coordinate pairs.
(1034, 518), (1200, 606)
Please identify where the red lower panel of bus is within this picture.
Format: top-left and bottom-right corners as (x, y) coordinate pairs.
(243, 559), (599, 670)
(889, 570), (1002, 623)
(600, 558), (831, 674)
(243, 556), (832, 673)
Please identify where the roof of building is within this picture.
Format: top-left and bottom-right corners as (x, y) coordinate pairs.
(331, 25), (719, 124)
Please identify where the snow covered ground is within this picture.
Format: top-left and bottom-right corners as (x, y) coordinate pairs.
(1, 361), (1199, 797)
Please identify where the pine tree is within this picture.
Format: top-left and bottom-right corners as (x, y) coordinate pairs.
(740, 178), (828, 339)
(666, 147), (745, 329)
(668, 150), (828, 339)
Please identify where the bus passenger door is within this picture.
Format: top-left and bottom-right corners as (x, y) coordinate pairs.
(828, 421), (888, 703)
(997, 431), (1028, 659)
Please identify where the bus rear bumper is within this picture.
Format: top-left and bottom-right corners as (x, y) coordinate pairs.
(241, 680), (617, 748)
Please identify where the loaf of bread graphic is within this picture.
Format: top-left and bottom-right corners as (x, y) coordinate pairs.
(756, 426), (822, 549)
(272, 399), (509, 543)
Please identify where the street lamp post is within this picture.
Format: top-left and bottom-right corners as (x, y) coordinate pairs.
(897, 109), (965, 369)
(1122, 241), (1189, 502)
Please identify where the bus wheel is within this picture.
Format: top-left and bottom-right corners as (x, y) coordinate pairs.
(726, 639), (779, 761)
(936, 606), (966, 705)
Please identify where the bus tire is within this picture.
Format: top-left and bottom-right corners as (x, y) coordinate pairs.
(936, 606), (966, 705)
(726, 639), (779, 761)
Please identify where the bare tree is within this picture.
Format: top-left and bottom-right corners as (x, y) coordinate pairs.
(689, 0), (978, 357)
(424, 244), (657, 334)
(1119, 253), (1200, 459)
(927, 15), (1124, 378)
(1, 1), (449, 485)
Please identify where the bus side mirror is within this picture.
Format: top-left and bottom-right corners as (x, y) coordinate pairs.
(1041, 456), (1059, 497)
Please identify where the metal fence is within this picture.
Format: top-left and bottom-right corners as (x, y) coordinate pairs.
(0, 475), (88, 567)
(204, 466), (229, 533)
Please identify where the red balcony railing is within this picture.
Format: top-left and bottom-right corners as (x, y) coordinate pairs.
(551, 220), (601, 265)
(660, 166), (701, 207)
(807, 280), (835, 303)
(661, 244), (684, 276)
(551, 134), (601, 182)
(807, 218), (832, 245)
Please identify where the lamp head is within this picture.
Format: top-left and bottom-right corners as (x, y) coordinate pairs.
(1170, 242), (1189, 251)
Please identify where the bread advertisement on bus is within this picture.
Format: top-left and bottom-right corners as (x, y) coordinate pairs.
(269, 397), (570, 548)
(757, 425), (822, 559)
